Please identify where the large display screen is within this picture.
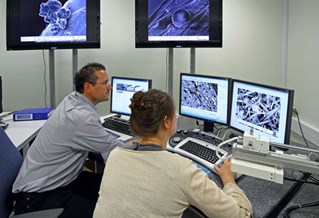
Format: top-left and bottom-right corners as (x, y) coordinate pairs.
(7, 0), (101, 50)
(136, 0), (222, 48)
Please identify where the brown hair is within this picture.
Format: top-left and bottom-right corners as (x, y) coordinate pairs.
(74, 62), (106, 93)
(129, 89), (175, 136)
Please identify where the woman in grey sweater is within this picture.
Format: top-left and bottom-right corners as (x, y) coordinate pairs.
(94, 89), (252, 218)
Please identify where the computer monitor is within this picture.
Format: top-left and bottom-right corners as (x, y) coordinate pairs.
(110, 77), (152, 116)
(230, 79), (294, 144)
(179, 73), (231, 126)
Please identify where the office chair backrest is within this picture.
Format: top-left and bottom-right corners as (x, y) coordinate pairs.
(0, 127), (23, 218)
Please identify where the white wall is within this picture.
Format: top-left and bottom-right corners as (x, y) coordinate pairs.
(0, 0), (318, 145)
(287, 0), (319, 145)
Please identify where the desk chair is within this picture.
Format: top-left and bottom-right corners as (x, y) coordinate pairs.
(0, 127), (63, 218)
(86, 152), (105, 174)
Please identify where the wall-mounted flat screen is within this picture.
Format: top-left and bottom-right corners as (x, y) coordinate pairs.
(7, 0), (101, 50)
(136, 0), (222, 48)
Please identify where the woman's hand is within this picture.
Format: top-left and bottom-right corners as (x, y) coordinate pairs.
(214, 158), (237, 185)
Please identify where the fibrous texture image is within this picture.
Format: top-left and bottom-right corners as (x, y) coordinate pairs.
(116, 84), (143, 92)
(148, 0), (209, 37)
(236, 88), (281, 133)
(181, 80), (218, 112)
(39, 0), (86, 37)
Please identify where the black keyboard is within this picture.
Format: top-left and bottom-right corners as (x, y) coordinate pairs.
(179, 140), (221, 164)
(102, 118), (132, 136)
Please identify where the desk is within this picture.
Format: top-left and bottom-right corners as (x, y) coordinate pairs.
(176, 116), (319, 218)
(1, 113), (46, 155)
(99, 114), (319, 217)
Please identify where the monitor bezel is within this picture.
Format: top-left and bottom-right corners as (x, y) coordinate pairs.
(179, 72), (231, 125)
(6, 0), (101, 51)
(135, 0), (223, 48)
(229, 79), (294, 144)
(110, 76), (152, 116)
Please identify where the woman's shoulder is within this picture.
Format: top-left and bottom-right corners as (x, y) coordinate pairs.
(162, 150), (195, 168)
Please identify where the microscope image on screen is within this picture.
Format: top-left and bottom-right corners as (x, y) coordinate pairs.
(116, 84), (145, 93)
(181, 80), (218, 113)
(38, 0), (86, 41)
(148, 0), (209, 38)
(236, 88), (281, 135)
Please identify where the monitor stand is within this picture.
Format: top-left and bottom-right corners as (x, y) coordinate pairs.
(203, 121), (215, 132)
(112, 114), (130, 122)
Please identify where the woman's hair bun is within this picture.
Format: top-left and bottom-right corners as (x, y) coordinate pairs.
(130, 91), (145, 109)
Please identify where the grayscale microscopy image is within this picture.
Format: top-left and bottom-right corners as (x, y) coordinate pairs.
(116, 84), (143, 92)
(236, 89), (281, 134)
(148, 0), (209, 37)
(39, 0), (86, 38)
(181, 80), (218, 112)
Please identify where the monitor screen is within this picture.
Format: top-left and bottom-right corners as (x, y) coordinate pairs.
(179, 73), (230, 125)
(110, 77), (152, 116)
(135, 0), (222, 48)
(6, 0), (101, 50)
(230, 80), (294, 144)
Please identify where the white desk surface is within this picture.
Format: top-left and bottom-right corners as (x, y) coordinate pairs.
(1, 113), (46, 151)
(1, 113), (132, 152)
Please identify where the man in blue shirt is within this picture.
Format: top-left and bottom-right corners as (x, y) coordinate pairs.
(12, 62), (125, 217)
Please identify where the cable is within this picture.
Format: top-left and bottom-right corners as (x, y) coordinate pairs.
(309, 175), (319, 184)
(222, 128), (235, 141)
(284, 176), (319, 186)
(284, 200), (319, 218)
(294, 108), (309, 147)
(216, 126), (228, 138)
(216, 137), (238, 160)
(42, 50), (48, 108)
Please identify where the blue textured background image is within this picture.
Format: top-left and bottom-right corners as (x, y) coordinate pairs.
(148, 0), (209, 37)
(148, 0), (165, 18)
(20, 0), (86, 38)
(40, 0), (86, 37)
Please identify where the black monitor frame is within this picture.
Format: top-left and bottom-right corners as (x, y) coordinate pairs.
(6, 0), (101, 50)
(110, 76), (152, 116)
(135, 0), (222, 48)
(230, 79), (294, 144)
(179, 72), (231, 126)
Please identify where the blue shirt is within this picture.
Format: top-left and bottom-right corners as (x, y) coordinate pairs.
(13, 91), (124, 193)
